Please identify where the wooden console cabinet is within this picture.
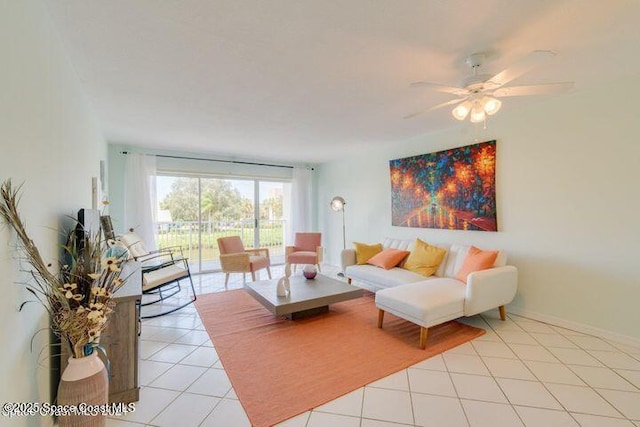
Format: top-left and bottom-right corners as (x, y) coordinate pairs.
(60, 261), (142, 403)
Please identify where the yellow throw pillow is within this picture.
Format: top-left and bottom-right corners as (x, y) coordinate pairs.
(353, 242), (383, 265)
(403, 238), (447, 277)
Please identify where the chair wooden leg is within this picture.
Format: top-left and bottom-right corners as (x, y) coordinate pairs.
(294, 264), (297, 273)
(243, 273), (246, 284)
(347, 278), (352, 284)
(266, 267), (272, 279)
(420, 327), (428, 349)
(251, 271), (256, 282)
(317, 263), (321, 272)
(499, 305), (506, 321)
(377, 309), (384, 328)
(224, 273), (230, 286)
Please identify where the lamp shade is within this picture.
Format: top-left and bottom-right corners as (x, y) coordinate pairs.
(452, 100), (472, 121)
(481, 96), (502, 115)
(329, 196), (346, 212)
(470, 103), (486, 123)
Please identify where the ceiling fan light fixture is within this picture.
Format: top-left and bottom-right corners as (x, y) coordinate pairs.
(451, 101), (472, 121)
(470, 104), (486, 123)
(482, 96), (502, 116)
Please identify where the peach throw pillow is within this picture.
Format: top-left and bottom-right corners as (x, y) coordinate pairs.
(455, 246), (499, 283)
(367, 248), (410, 270)
(403, 238), (447, 277)
(353, 242), (383, 265)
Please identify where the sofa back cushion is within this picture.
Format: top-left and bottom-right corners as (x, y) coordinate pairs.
(380, 238), (508, 279)
(382, 237), (414, 251)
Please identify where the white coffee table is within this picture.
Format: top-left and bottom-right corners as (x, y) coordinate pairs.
(244, 274), (362, 319)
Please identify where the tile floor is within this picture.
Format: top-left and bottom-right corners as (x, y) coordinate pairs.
(107, 265), (640, 427)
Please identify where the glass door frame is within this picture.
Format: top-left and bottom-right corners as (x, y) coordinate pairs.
(156, 172), (288, 274)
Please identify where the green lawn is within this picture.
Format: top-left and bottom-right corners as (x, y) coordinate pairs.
(155, 223), (285, 262)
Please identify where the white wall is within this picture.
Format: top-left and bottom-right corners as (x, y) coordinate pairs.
(0, 1), (106, 425)
(318, 75), (640, 342)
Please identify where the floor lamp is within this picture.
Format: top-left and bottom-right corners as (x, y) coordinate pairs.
(330, 196), (346, 277)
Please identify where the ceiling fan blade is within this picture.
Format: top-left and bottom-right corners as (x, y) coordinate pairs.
(486, 50), (557, 89)
(410, 81), (467, 96)
(403, 98), (464, 119)
(493, 82), (574, 97)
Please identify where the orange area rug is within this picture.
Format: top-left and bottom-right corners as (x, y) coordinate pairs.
(195, 289), (485, 427)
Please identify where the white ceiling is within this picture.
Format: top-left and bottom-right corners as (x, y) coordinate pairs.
(45, 0), (640, 163)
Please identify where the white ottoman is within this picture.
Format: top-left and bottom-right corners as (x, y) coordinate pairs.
(375, 279), (466, 349)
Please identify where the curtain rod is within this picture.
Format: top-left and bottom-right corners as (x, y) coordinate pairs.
(120, 151), (308, 170)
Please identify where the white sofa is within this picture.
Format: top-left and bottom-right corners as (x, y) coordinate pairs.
(341, 238), (518, 348)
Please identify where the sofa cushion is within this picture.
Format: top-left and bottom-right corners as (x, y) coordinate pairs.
(382, 238), (414, 251)
(403, 238), (447, 277)
(494, 251), (508, 267)
(346, 264), (428, 289)
(443, 245), (471, 278)
(455, 246), (499, 283)
(287, 251), (317, 264)
(353, 242), (383, 265)
(375, 278), (466, 327)
(367, 248), (410, 270)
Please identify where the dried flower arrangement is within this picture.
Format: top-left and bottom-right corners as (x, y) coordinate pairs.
(0, 179), (127, 358)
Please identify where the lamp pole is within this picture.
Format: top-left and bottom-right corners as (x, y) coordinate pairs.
(341, 206), (346, 250)
(330, 196), (347, 278)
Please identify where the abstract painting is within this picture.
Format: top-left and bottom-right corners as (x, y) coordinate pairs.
(389, 140), (497, 231)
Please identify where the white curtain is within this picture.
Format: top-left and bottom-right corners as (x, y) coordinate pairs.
(124, 153), (157, 251)
(287, 167), (312, 244)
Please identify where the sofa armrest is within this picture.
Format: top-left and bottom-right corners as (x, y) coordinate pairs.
(464, 266), (518, 316)
(341, 249), (356, 271)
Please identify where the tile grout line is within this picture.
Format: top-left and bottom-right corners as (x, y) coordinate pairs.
(404, 366), (416, 426)
(487, 312), (629, 424)
(440, 341), (472, 426)
(520, 318), (634, 422)
(481, 312), (584, 424)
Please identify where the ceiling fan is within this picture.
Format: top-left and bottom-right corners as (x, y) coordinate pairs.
(405, 50), (574, 122)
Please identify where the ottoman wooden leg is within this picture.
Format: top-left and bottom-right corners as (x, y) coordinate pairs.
(499, 305), (506, 321)
(377, 309), (385, 328)
(419, 327), (428, 349)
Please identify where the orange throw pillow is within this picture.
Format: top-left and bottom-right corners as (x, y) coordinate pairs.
(367, 248), (410, 270)
(455, 246), (499, 283)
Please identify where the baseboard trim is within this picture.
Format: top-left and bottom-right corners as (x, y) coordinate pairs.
(508, 306), (640, 348)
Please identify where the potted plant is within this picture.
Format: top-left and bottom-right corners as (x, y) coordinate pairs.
(0, 179), (128, 427)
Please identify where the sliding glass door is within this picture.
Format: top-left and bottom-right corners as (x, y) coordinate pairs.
(155, 175), (286, 273)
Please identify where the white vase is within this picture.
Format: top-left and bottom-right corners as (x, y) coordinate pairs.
(276, 277), (288, 296)
(57, 351), (108, 427)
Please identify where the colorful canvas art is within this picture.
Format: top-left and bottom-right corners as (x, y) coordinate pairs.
(389, 140), (497, 231)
